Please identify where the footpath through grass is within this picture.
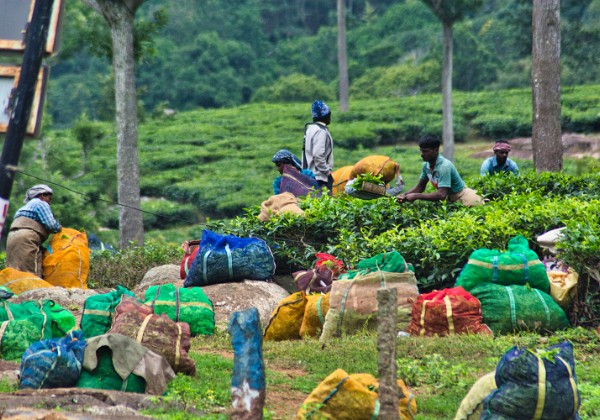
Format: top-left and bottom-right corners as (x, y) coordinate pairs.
(145, 327), (600, 419)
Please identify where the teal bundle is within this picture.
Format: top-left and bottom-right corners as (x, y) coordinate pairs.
(144, 283), (215, 336)
(339, 251), (412, 280)
(471, 283), (569, 335)
(80, 285), (139, 338)
(456, 235), (550, 293)
(483, 341), (580, 419)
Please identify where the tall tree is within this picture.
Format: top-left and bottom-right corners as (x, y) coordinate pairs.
(82, 0), (145, 249)
(532, 0), (562, 172)
(420, 0), (482, 161)
(338, 0), (350, 112)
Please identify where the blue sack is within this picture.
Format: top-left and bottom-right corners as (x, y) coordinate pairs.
(482, 341), (581, 420)
(19, 330), (86, 389)
(184, 230), (276, 287)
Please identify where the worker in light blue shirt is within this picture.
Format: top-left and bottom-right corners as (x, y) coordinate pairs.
(6, 184), (61, 277)
(480, 140), (519, 176)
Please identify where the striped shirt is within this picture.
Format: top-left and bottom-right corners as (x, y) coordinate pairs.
(14, 198), (61, 232)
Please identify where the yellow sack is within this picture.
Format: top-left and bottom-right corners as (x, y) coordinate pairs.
(297, 368), (417, 420)
(0, 267), (53, 295)
(300, 293), (330, 338)
(264, 292), (307, 341)
(331, 166), (354, 195)
(454, 371), (497, 420)
(350, 155), (400, 184)
(43, 228), (90, 289)
(548, 268), (578, 309)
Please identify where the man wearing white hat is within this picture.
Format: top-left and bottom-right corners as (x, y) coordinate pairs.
(6, 184), (61, 277)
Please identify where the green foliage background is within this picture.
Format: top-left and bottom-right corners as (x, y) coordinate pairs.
(47, 0), (600, 126)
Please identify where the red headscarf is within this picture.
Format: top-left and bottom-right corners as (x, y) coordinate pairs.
(493, 142), (512, 153)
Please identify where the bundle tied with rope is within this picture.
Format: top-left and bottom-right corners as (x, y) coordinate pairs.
(184, 229), (276, 287)
(320, 251), (419, 342)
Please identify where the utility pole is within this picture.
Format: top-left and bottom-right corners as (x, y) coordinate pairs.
(0, 0), (55, 239)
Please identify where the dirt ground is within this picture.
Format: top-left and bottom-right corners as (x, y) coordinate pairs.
(470, 133), (600, 160)
(0, 349), (307, 419)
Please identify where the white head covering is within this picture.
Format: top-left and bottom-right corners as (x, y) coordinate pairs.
(24, 184), (53, 203)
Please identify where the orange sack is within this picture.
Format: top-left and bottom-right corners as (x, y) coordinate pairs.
(43, 228), (90, 289)
(331, 165), (354, 195)
(350, 155), (399, 184)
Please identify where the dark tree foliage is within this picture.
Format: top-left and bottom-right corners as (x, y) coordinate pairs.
(46, 0), (600, 127)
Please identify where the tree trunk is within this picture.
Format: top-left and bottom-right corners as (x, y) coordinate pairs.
(93, 0), (145, 248)
(337, 0), (349, 112)
(532, 0), (562, 172)
(441, 21), (454, 161)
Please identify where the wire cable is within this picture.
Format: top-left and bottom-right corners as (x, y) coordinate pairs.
(14, 169), (328, 247)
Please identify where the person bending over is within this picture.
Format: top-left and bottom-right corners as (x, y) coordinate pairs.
(6, 184), (61, 277)
(397, 135), (483, 206)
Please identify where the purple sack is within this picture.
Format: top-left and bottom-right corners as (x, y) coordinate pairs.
(280, 165), (321, 197)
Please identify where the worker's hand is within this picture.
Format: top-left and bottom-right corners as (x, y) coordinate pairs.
(397, 193), (416, 203)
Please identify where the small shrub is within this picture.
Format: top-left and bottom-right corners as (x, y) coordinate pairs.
(88, 243), (181, 289)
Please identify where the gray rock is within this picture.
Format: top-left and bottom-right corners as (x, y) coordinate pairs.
(202, 280), (289, 330)
(134, 264), (181, 295)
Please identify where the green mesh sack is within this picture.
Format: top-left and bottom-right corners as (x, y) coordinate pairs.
(144, 284), (215, 336)
(0, 319), (46, 361)
(48, 302), (76, 338)
(80, 285), (139, 338)
(456, 235), (550, 293)
(471, 283), (570, 335)
(339, 251), (413, 280)
(0, 300), (53, 339)
(77, 346), (146, 393)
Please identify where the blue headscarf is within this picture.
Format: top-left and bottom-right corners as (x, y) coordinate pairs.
(311, 100), (331, 119)
(272, 149), (302, 170)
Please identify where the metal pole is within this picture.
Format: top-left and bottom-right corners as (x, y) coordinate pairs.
(0, 0), (55, 239)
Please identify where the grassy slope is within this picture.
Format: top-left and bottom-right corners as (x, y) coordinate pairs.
(135, 85), (598, 245)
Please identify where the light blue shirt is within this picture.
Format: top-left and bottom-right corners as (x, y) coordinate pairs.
(420, 156), (465, 194)
(480, 157), (519, 176)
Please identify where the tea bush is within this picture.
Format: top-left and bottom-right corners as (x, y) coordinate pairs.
(228, 173), (600, 292)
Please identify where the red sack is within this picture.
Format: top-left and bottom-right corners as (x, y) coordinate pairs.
(406, 287), (492, 337)
(109, 297), (196, 376)
(314, 253), (344, 276)
(179, 240), (200, 280)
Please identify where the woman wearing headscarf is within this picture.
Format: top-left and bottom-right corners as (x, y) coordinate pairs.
(302, 100), (334, 192)
(6, 184), (62, 277)
(272, 149), (316, 195)
(480, 140), (519, 176)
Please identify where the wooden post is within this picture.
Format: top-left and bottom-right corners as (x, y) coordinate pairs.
(377, 287), (399, 419)
(0, 0), (55, 239)
(229, 307), (265, 420)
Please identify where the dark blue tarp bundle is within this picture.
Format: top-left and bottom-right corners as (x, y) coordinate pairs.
(19, 330), (86, 389)
(184, 230), (276, 287)
(482, 341), (581, 420)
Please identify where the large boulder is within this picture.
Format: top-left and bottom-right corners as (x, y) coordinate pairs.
(133, 264), (182, 296)
(203, 281), (289, 330)
(134, 265), (290, 330)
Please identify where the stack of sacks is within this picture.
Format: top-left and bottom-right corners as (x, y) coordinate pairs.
(455, 236), (569, 334)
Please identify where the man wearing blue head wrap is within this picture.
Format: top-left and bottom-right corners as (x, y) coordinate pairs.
(272, 149), (316, 194)
(302, 100), (334, 193)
